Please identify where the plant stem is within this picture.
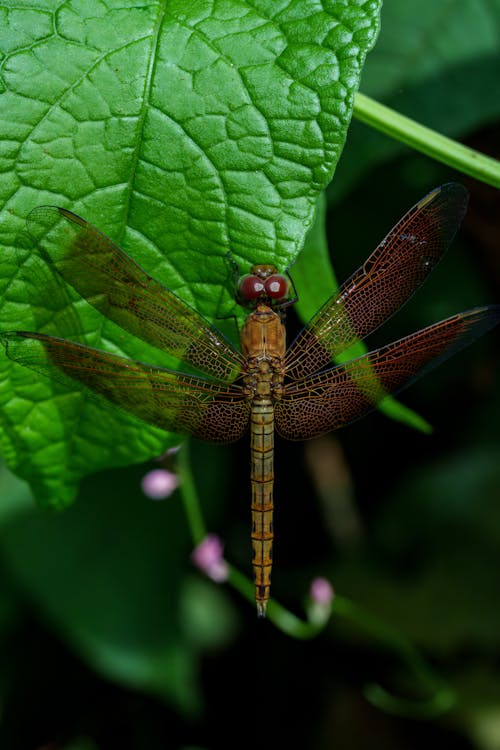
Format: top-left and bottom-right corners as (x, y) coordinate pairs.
(177, 440), (206, 545)
(354, 92), (500, 188)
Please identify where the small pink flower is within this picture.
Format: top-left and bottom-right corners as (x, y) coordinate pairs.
(141, 468), (179, 500)
(308, 577), (334, 626)
(191, 534), (229, 583)
(309, 577), (335, 606)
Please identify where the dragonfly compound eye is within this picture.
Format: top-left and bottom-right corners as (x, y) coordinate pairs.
(239, 274), (265, 300)
(265, 274), (289, 300)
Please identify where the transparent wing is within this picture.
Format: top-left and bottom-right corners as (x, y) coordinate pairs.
(27, 206), (244, 382)
(276, 306), (500, 440)
(1, 331), (250, 444)
(286, 183), (469, 380)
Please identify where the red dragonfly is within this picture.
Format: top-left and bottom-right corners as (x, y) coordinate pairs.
(2, 183), (499, 615)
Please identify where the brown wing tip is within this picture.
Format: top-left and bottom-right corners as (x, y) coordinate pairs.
(416, 182), (469, 214)
(57, 206), (87, 227)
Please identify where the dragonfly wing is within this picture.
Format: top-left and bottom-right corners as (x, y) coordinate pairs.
(276, 306), (500, 440)
(286, 183), (469, 379)
(27, 207), (244, 382)
(1, 332), (250, 443)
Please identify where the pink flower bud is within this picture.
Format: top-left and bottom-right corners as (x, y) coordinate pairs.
(141, 469), (179, 500)
(191, 534), (229, 583)
(309, 577), (334, 606)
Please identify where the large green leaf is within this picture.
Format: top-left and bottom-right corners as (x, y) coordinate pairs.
(0, 0), (382, 506)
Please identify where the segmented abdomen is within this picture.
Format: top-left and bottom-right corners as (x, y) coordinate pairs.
(250, 399), (274, 617)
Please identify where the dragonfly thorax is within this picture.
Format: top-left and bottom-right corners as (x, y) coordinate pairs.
(240, 304), (286, 401)
(240, 305), (286, 360)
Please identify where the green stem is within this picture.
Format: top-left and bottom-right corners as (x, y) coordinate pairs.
(177, 440), (206, 545)
(354, 92), (500, 188)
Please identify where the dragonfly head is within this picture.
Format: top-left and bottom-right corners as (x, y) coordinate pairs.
(236, 264), (291, 308)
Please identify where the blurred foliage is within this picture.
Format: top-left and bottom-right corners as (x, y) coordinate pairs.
(0, 0), (499, 749)
(333, 0), (500, 199)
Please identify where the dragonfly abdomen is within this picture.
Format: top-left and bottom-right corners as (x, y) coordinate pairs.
(250, 398), (275, 617)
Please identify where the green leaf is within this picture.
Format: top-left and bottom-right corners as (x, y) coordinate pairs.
(0, 0), (382, 506)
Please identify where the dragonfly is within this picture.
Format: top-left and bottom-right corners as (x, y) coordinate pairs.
(2, 183), (499, 616)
